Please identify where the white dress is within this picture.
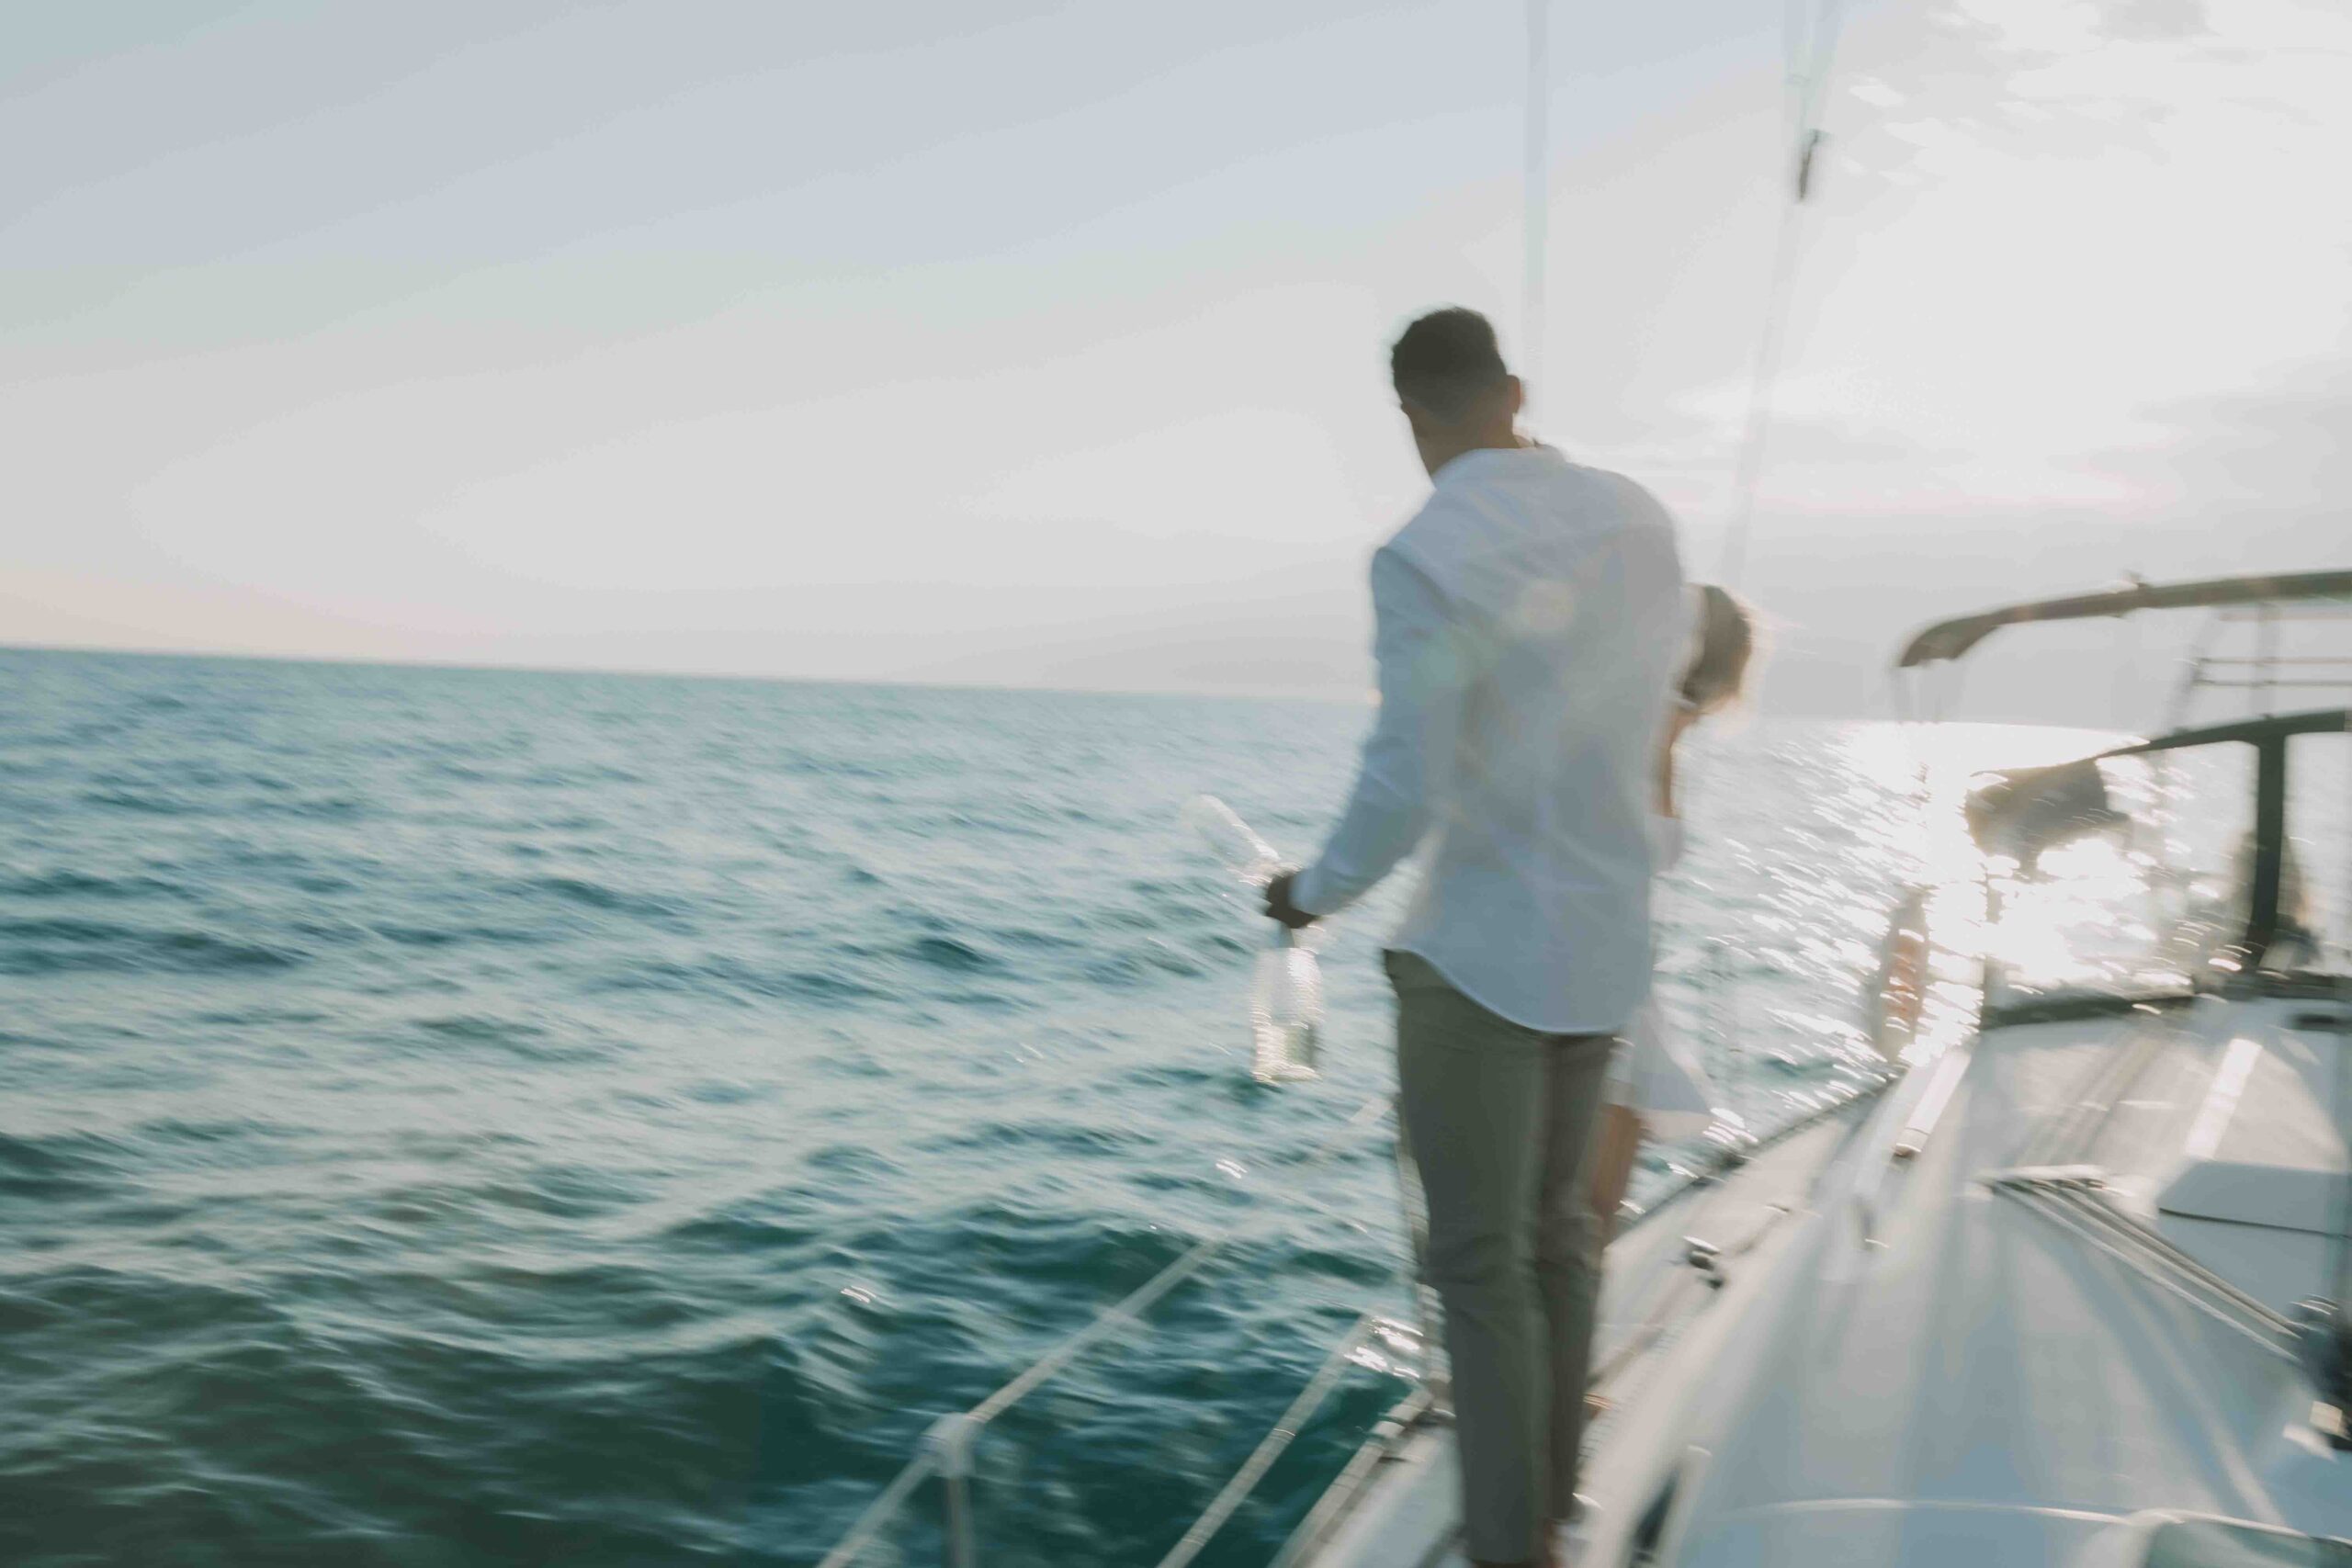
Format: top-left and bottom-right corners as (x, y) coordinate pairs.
(1604, 814), (1723, 1138)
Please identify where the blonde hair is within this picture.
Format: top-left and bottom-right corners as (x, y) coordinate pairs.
(1679, 584), (1759, 716)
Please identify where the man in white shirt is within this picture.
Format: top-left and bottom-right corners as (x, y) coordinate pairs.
(1265, 308), (1686, 1568)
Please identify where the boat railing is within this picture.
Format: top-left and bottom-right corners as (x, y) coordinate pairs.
(817, 858), (1968, 1568)
(2176, 648), (2352, 727)
(813, 1092), (1416, 1568)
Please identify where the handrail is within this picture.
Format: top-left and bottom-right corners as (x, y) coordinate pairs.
(817, 1450), (942, 1568)
(1148, 1314), (1386, 1568)
(815, 1092), (1398, 1568)
(966, 1230), (1227, 1427)
(820, 877), (1938, 1567)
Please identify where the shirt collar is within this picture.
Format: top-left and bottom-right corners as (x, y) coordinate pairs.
(1430, 441), (1560, 488)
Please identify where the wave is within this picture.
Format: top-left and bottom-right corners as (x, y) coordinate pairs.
(904, 933), (998, 972)
(0, 656), (1914, 1565)
(0, 917), (306, 975)
(500, 874), (691, 925)
(0, 869), (191, 901)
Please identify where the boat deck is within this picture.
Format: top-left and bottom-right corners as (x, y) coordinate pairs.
(1290, 991), (2352, 1566)
(1283, 1104), (1869, 1567)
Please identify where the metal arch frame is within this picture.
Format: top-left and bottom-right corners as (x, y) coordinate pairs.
(2089, 708), (2349, 980)
(1890, 581), (2352, 1447)
(1894, 570), (2352, 671)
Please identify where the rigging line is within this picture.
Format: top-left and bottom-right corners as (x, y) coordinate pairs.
(1713, 196), (1805, 591)
(2329, 953), (2352, 1357)
(2331, 715), (2352, 1333)
(1801, 0), (1847, 126)
(1783, 0), (1814, 142)
(1523, 0), (1550, 400)
(1714, 0), (1848, 591)
(1996, 1185), (2297, 1362)
(2042, 1185), (2296, 1337)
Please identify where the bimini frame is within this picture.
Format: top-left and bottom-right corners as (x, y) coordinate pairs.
(1893, 569), (2352, 728)
(1895, 570), (2352, 670)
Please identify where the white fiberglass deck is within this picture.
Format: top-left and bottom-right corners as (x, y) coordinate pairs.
(1285, 1108), (1866, 1567)
(1295, 992), (2351, 1567)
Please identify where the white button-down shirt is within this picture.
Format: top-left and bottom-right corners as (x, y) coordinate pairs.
(1292, 445), (1687, 1033)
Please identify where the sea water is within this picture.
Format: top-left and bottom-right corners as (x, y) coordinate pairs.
(0, 649), (1925, 1566)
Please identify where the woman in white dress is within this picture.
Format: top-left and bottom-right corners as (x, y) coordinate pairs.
(1589, 584), (1760, 1246)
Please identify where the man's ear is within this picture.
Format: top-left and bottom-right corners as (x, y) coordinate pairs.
(1503, 376), (1525, 419)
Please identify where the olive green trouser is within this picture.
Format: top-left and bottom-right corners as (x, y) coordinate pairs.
(1387, 951), (1614, 1565)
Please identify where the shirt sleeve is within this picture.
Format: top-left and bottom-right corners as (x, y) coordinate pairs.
(1291, 546), (1476, 918)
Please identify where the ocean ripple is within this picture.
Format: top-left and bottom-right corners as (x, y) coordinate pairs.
(0, 650), (1918, 1566)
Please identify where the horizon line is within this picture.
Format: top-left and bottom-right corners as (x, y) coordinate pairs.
(0, 637), (1385, 707)
(0, 637), (1977, 723)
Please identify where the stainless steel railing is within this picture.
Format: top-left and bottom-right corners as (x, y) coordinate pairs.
(818, 869), (1928, 1565)
(815, 1093), (1406, 1568)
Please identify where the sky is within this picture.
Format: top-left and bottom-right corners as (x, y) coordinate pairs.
(6, 0), (2349, 719)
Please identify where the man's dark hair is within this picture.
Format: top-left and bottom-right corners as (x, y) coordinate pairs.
(1390, 307), (1510, 421)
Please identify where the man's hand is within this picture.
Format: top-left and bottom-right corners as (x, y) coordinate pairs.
(1263, 870), (1317, 931)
